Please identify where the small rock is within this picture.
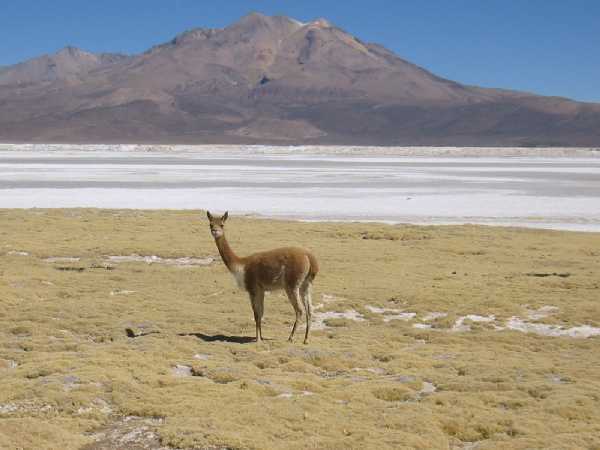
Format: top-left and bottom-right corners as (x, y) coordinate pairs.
(0, 359), (17, 370)
(110, 290), (136, 296)
(0, 403), (18, 414)
(423, 312), (447, 321)
(125, 323), (160, 338)
(352, 367), (385, 375)
(77, 406), (93, 415)
(419, 381), (437, 395)
(44, 257), (81, 263)
(172, 365), (192, 377)
(63, 375), (81, 391)
(547, 373), (569, 384)
(395, 375), (416, 383)
(55, 266), (85, 272)
(452, 315), (495, 332)
(93, 398), (113, 414)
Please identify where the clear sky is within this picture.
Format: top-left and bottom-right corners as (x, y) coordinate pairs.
(2, 0), (598, 102)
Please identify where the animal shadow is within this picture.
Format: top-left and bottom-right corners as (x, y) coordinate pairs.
(179, 332), (256, 344)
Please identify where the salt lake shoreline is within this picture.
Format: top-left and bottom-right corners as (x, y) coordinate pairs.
(1, 143), (600, 157)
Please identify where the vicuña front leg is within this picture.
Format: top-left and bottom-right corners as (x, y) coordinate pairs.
(286, 287), (303, 342)
(250, 289), (265, 343)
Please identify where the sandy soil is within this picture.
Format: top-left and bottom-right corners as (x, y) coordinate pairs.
(1, 209), (600, 449)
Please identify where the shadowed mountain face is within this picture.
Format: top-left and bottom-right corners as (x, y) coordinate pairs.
(1, 12), (599, 145)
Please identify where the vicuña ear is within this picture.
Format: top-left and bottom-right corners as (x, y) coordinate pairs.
(206, 211), (213, 221)
(222, 211), (229, 222)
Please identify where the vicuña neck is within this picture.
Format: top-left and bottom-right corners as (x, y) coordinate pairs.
(214, 234), (242, 271)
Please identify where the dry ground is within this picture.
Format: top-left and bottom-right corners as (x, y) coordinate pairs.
(1, 209), (600, 450)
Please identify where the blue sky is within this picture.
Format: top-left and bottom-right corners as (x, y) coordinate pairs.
(2, 0), (598, 102)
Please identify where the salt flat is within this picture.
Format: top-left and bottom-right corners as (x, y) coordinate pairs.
(1, 145), (599, 231)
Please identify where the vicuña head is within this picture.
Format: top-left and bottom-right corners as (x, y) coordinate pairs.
(206, 210), (319, 344)
(207, 210), (227, 238)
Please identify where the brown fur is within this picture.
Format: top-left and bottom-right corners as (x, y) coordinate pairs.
(207, 211), (319, 344)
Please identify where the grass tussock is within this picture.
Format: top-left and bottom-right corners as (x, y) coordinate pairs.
(1, 209), (600, 449)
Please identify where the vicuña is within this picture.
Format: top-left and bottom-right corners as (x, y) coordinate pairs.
(207, 211), (319, 344)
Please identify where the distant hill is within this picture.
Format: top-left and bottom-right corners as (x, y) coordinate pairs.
(0, 47), (130, 87)
(1, 13), (599, 146)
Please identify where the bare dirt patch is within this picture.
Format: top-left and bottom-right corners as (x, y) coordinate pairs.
(81, 416), (171, 450)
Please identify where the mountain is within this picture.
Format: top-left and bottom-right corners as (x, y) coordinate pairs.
(0, 46), (130, 86)
(0, 12), (599, 146)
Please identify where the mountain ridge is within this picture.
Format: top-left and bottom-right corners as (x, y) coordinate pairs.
(0, 13), (598, 146)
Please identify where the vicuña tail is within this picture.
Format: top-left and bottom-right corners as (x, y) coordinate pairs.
(307, 252), (319, 282)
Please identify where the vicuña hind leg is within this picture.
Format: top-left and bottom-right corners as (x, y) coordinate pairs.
(286, 287), (303, 342)
(300, 281), (313, 344)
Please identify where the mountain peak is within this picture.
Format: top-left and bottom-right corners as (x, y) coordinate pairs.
(307, 18), (331, 28)
(231, 12), (304, 31)
(56, 46), (88, 57)
(235, 11), (272, 27)
(171, 28), (218, 46)
(242, 11), (268, 20)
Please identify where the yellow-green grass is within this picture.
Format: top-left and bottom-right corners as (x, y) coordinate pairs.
(1, 209), (599, 450)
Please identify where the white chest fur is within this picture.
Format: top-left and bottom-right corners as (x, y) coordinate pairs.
(230, 266), (246, 290)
